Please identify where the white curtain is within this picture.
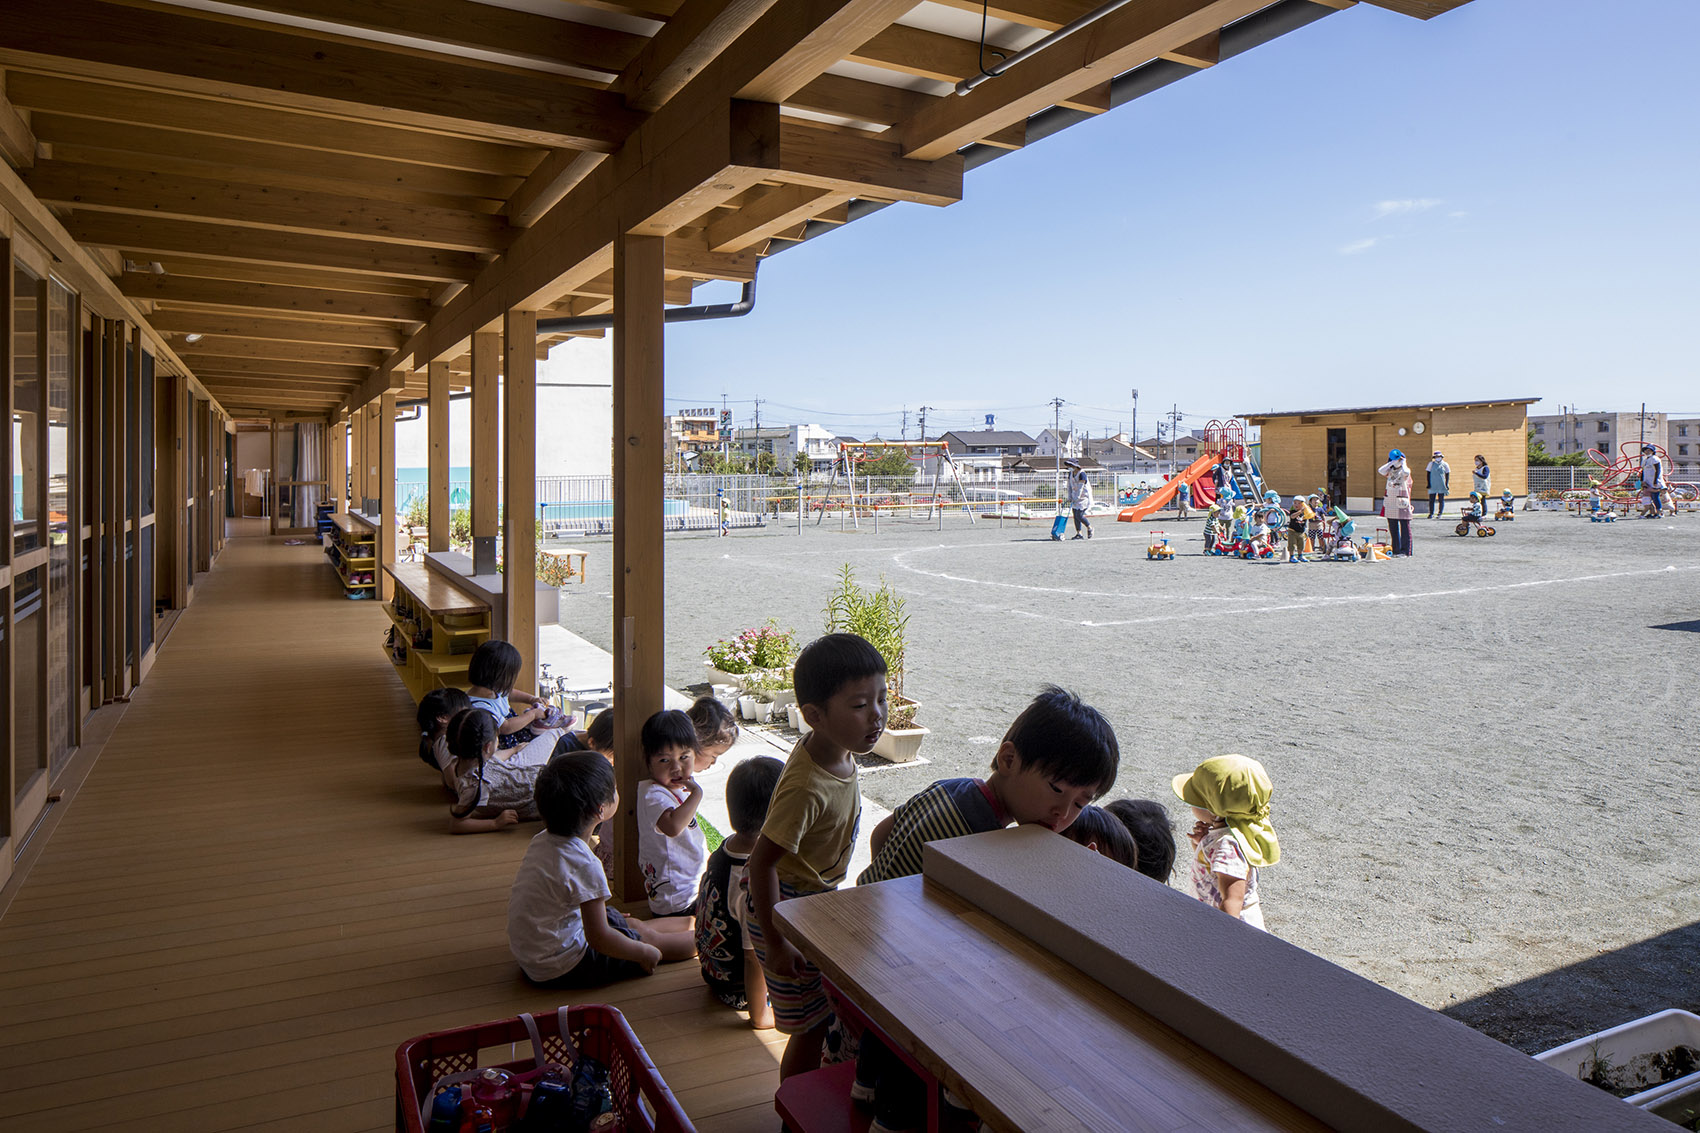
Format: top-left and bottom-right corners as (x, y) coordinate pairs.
(295, 422), (324, 527)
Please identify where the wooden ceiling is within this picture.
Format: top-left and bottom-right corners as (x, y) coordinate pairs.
(0, 0), (1469, 420)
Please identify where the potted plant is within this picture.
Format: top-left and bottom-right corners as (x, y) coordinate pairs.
(822, 564), (928, 763)
(703, 620), (797, 692)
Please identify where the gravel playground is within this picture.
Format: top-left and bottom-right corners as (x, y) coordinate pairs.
(557, 507), (1700, 1051)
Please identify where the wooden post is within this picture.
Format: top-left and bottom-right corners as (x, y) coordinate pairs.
(611, 232), (665, 902)
(470, 331), (500, 575)
(0, 239), (12, 856)
(378, 390), (397, 600)
(364, 400), (379, 515)
(503, 308), (538, 692)
(428, 361), (450, 552)
(129, 327), (145, 689)
(194, 397), (211, 574)
(327, 416), (347, 514)
(349, 404), (365, 512)
(104, 318), (123, 699)
(84, 314), (103, 708)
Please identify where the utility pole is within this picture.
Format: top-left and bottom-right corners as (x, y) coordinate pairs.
(720, 391), (729, 461)
(1170, 404), (1181, 475)
(1640, 401), (1647, 450)
(1050, 397), (1065, 504)
(901, 406), (909, 442)
(1131, 388), (1138, 451)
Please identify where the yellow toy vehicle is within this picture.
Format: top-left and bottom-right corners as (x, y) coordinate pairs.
(1147, 531), (1175, 560)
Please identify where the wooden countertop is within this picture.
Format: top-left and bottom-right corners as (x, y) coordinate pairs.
(776, 875), (1328, 1133)
(384, 563), (489, 616)
(327, 513), (375, 537)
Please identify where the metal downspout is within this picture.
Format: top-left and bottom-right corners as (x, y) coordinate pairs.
(535, 271), (758, 336)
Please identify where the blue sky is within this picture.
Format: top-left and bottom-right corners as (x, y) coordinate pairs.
(653, 0), (1700, 442)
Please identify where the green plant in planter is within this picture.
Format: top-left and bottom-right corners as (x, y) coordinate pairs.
(704, 620), (797, 677)
(822, 564), (916, 728)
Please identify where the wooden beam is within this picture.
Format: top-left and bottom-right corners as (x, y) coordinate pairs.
(1362, 0), (1467, 17)
(218, 0), (646, 76)
(0, 73), (36, 169)
(1057, 81), (1112, 115)
(786, 72), (933, 129)
(145, 311), (401, 350)
(773, 121), (962, 206)
(504, 151), (605, 228)
(502, 307), (537, 690)
(611, 232), (665, 903)
(930, 0), (1103, 31)
(1161, 29), (1221, 67)
(182, 355), (369, 380)
(848, 22), (991, 84)
(0, 0), (641, 151)
(615, 0), (779, 112)
(177, 339), (385, 367)
(736, 0), (919, 103)
(30, 113), (520, 205)
(661, 234), (761, 281)
(65, 213), (483, 282)
(470, 331), (499, 572)
(194, 373), (357, 393)
(427, 361), (449, 553)
(899, 0), (1268, 160)
(118, 275), (431, 323)
(6, 73), (539, 176)
(139, 256), (432, 298)
(24, 162), (512, 251)
(201, 387), (344, 408)
(705, 183), (844, 252)
(328, 418), (347, 511)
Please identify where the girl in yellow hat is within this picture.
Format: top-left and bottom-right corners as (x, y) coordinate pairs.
(1172, 755), (1279, 930)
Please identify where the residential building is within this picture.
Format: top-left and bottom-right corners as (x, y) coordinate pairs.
(1084, 437), (1158, 473)
(665, 408), (720, 467)
(1528, 410), (1666, 460)
(729, 423), (838, 470)
(1670, 418), (1700, 477)
(1136, 433), (1203, 469)
(1035, 428), (1083, 460)
(939, 429), (1037, 457)
(1005, 454), (1102, 474)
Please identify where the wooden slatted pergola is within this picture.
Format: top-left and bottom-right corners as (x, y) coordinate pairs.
(0, 0), (1470, 897)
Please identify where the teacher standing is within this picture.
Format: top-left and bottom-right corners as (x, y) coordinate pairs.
(1379, 449), (1415, 557)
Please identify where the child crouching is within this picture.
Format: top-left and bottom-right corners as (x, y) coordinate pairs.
(507, 752), (695, 988)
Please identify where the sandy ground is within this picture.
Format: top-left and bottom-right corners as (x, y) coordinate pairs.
(554, 506), (1700, 1053)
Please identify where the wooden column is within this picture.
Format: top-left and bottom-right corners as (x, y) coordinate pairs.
(364, 401), (379, 515)
(427, 361), (450, 552)
(611, 232), (665, 902)
(103, 318), (122, 699)
(470, 331), (500, 575)
(378, 391), (397, 600)
(156, 372), (187, 610)
(1, 239), (12, 858)
(351, 404), (368, 511)
(194, 397), (211, 574)
(128, 327), (145, 688)
(84, 314), (104, 708)
(503, 308), (538, 692)
(327, 417), (347, 514)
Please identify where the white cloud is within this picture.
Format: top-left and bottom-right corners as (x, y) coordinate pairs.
(1339, 237), (1382, 255)
(1448, 210), (1468, 219)
(1372, 198), (1442, 219)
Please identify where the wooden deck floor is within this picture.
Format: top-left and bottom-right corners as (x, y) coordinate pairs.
(0, 535), (782, 1132)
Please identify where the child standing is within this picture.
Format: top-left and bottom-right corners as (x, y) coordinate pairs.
(467, 640), (569, 749)
(506, 752), (696, 987)
(1286, 494), (1313, 562)
(636, 710), (708, 919)
(747, 633), (883, 1080)
(1172, 755), (1279, 930)
(695, 756), (785, 1027)
(1202, 503), (1221, 554)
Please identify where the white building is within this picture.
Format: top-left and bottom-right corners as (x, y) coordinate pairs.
(729, 423), (838, 470)
(1036, 428), (1083, 460)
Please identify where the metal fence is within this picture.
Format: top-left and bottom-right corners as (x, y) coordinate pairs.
(1526, 467), (1597, 496)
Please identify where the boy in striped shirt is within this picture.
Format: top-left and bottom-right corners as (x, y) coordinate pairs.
(851, 686), (1119, 1131)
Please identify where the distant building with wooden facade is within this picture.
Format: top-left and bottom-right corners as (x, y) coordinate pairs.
(1244, 399), (1539, 511)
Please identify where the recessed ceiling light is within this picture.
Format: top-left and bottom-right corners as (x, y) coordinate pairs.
(183, 333), (204, 344)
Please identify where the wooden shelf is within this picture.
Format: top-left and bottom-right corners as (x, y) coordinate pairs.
(382, 563), (491, 702)
(326, 513), (378, 598)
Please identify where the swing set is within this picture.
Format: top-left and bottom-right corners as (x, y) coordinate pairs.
(812, 440), (976, 527)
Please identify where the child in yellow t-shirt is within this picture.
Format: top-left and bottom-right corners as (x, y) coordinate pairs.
(746, 633), (885, 1081)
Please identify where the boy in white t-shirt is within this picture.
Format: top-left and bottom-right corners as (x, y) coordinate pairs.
(507, 752), (695, 988)
(636, 710), (709, 919)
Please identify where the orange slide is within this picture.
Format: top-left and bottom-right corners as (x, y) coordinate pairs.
(1117, 452), (1223, 523)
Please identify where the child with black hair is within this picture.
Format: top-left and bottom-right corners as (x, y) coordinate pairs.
(637, 709), (709, 919)
(688, 695), (740, 772)
(550, 706), (615, 760)
(1058, 804), (1139, 869)
(1105, 798), (1179, 884)
(748, 633), (883, 1081)
(695, 755), (784, 1028)
(416, 686), (472, 792)
(444, 707), (556, 834)
(467, 639), (570, 749)
(853, 685), (1120, 1131)
(507, 752), (695, 987)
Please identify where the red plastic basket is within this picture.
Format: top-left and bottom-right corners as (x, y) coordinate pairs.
(395, 1003), (694, 1133)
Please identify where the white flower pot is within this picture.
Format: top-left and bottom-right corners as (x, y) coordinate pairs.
(871, 725), (929, 764)
(786, 704), (804, 731)
(765, 686), (797, 709)
(705, 663), (750, 687)
(1536, 1009), (1700, 1111)
(738, 696), (760, 721)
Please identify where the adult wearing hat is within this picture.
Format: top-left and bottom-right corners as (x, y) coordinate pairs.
(1379, 449), (1415, 557)
(1065, 460), (1093, 540)
(1425, 452), (1450, 518)
(1641, 444), (1668, 517)
(1472, 455), (1491, 509)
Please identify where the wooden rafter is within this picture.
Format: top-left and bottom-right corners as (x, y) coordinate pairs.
(117, 275), (432, 323)
(144, 311), (402, 350)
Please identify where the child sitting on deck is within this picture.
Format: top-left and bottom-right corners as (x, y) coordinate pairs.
(1174, 755), (1279, 930)
(637, 710), (709, 919)
(444, 708), (558, 834)
(688, 695), (740, 770)
(695, 755), (784, 1027)
(467, 639), (570, 749)
(507, 752), (696, 987)
(416, 686), (472, 793)
(747, 633), (883, 1081)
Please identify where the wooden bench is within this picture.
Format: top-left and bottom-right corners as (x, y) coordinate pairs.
(539, 548), (589, 586)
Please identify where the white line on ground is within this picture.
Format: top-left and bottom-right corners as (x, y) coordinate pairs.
(1078, 564), (1697, 627)
(890, 542), (1254, 601)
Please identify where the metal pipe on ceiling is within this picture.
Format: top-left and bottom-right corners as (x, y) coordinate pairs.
(955, 0), (1142, 96)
